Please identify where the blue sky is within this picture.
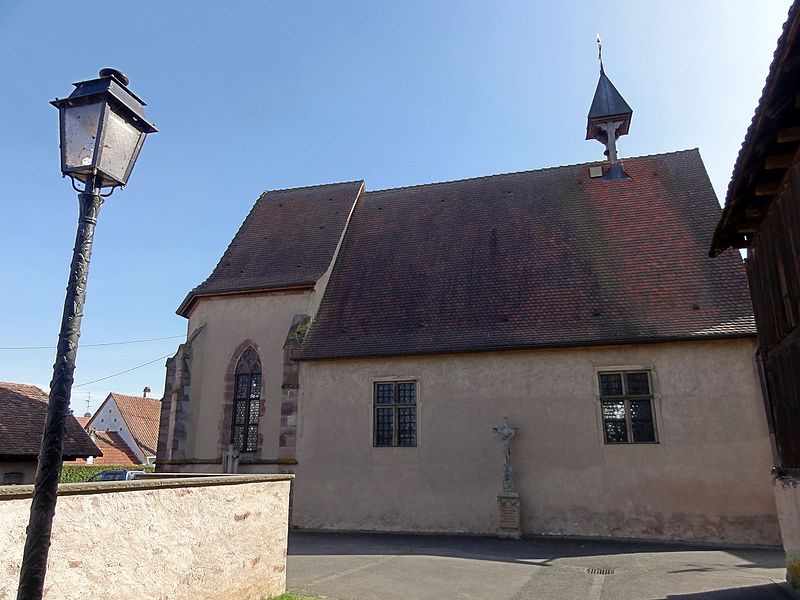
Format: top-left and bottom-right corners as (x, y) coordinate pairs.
(0, 1), (791, 415)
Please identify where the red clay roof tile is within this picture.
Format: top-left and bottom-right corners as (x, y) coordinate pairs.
(65, 430), (140, 466)
(178, 180), (364, 316)
(296, 150), (755, 359)
(108, 393), (161, 457)
(0, 382), (100, 459)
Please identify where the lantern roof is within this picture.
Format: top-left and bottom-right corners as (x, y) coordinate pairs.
(585, 65), (633, 141)
(51, 69), (157, 134)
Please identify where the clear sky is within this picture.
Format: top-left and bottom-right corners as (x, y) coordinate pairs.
(0, 1), (792, 415)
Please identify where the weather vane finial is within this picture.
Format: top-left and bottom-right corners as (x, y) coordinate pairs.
(596, 33), (603, 72)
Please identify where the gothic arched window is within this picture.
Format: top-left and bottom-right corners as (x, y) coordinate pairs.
(232, 347), (261, 452)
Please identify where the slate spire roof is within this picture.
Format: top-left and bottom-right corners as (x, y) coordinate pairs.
(586, 66), (633, 141)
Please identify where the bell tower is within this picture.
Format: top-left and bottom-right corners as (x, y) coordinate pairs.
(586, 36), (633, 180)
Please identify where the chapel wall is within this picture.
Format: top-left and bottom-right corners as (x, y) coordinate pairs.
(293, 338), (781, 545)
(180, 290), (315, 468)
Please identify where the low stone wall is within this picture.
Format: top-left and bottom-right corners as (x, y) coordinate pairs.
(0, 474), (292, 600)
(774, 474), (800, 592)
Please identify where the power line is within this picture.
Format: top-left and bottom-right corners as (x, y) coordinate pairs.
(74, 353), (174, 388)
(0, 334), (184, 351)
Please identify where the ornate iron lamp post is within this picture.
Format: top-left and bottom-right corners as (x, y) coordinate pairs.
(17, 69), (156, 600)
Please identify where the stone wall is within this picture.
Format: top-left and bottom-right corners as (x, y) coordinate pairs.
(774, 475), (800, 591)
(0, 474), (291, 600)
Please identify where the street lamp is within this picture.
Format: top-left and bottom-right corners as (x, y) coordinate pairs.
(17, 69), (156, 600)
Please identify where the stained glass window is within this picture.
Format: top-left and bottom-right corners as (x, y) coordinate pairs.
(231, 347), (262, 452)
(374, 381), (417, 447)
(599, 371), (657, 444)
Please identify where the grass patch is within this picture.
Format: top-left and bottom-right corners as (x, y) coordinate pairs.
(263, 594), (322, 600)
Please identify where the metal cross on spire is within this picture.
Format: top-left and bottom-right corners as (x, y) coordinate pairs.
(597, 33), (603, 72)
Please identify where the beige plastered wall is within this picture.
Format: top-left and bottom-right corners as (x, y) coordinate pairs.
(0, 475), (291, 600)
(293, 338), (781, 545)
(182, 290), (316, 469)
(0, 462), (37, 485)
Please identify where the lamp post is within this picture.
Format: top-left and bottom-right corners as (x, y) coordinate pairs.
(17, 69), (156, 600)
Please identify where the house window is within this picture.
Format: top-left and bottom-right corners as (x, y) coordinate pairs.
(373, 381), (417, 447)
(231, 347), (261, 453)
(599, 371), (657, 444)
(3, 472), (24, 485)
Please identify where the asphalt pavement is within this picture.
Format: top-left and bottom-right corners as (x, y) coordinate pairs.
(286, 531), (792, 600)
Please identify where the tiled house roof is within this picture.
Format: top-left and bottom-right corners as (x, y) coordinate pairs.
(178, 180), (364, 316)
(0, 382), (100, 460)
(66, 431), (139, 466)
(108, 393), (161, 456)
(296, 150), (755, 360)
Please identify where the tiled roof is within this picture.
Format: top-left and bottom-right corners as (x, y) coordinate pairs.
(66, 430), (139, 466)
(178, 180), (364, 316)
(109, 393), (161, 457)
(0, 382), (100, 459)
(297, 150), (755, 360)
(75, 416), (90, 428)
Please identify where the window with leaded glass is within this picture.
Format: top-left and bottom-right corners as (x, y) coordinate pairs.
(373, 381), (417, 447)
(231, 347), (262, 453)
(598, 371), (657, 444)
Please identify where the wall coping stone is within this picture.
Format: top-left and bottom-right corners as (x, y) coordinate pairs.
(0, 474), (293, 500)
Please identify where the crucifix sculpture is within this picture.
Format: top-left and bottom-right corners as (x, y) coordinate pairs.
(493, 417), (518, 493)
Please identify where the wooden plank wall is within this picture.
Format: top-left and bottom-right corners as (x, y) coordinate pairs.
(748, 163), (800, 468)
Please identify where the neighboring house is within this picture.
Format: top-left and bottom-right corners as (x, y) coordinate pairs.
(87, 392), (161, 465)
(158, 63), (780, 545)
(0, 382), (100, 485)
(65, 430), (140, 467)
(710, 0), (800, 590)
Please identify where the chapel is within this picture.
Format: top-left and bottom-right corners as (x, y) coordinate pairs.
(157, 60), (780, 544)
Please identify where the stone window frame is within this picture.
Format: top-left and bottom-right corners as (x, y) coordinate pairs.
(594, 365), (662, 445)
(371, 377), (420, 448)
(2, 472), (24, 485)
(220, 340), (266, 457)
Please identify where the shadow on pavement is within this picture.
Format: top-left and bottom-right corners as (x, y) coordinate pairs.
(289, 530), (784, 570)
(665, 582), (791, 599)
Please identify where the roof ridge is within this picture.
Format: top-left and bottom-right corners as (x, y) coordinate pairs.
(365, 148), (700, 194)
(262, 179), (364, 195)
(109, 391), (160, 402)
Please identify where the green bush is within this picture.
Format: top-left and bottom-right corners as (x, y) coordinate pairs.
(59, 464), (153, 483)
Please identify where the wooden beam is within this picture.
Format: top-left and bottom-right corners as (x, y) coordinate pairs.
(765, 152), (795, 170)
(745, 207), (769, 219)
(755, 182), (781, 196)
(778, 126), (800, 143)
(736, 223), (759, 233)
(766, 97), (791, 120)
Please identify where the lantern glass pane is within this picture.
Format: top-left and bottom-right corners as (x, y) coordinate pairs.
(98, 108), (145, 185)
(63, 102), (103, 171)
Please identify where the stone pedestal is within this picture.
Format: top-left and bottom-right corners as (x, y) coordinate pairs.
(497, 492), (521, 539)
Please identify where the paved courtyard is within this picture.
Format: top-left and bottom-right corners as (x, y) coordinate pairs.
(286, 531), (791, 600)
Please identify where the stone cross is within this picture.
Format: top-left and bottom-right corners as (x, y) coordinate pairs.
(493, 417), (518, 493)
